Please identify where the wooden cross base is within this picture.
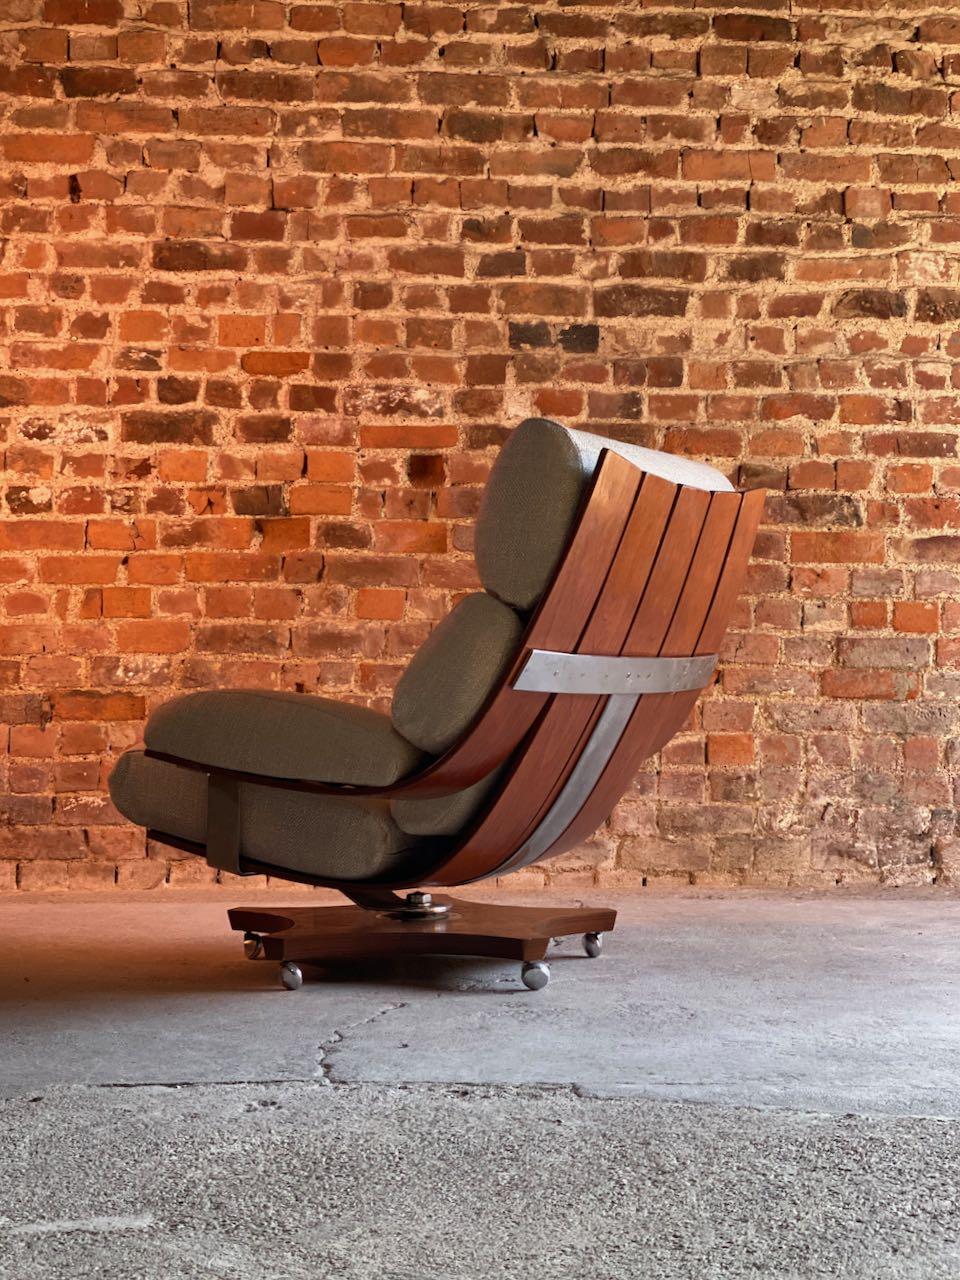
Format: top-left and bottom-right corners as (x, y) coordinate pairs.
(227, 896), (617, 990)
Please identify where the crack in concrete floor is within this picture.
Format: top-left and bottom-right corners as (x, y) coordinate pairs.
(316, 1000), (409, 1085)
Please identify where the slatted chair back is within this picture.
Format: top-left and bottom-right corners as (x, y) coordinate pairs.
(419, 449), (764, 887)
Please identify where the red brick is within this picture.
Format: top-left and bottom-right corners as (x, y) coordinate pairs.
(231, 211), (287, 241)
(288, 485), (353, 515)
(356, 586), (405, 619)
(52, 690), (145, 720)
(821, 670), (901, 700)
(179, 107), (274, 137)
(0, 521), (83, 551)
(289, 5), (338, 32)
(3, 134), (96, 164)
(706, 733), (755, 766)
(682, 150), (776, 181)
(893, 602), (938, 633)
(791, 532), (886, 564)
(44, 0), (121, 21)
(240, 351), (310, 376)
(373, 521), (447, 553)
(115, 619), (190, 652)
(301, 141), (392, 173)
(217, 71), (314, 103)
(850, 600), (886, 629)
(101, 587), (152, 618)
(61, 67), (138, 98)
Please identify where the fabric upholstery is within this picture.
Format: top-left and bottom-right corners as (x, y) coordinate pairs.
(475, 416), (734, 611)
(109, 750), (429, 881)
(391, 592), (523, 754)
(391, 767), (503, 837)
(145, 689), (425, 786)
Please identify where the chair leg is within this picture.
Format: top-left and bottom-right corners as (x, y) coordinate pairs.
(227, 893), (617, 993)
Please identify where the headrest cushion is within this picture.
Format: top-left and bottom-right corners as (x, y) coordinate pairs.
(475, 418), (733, 611)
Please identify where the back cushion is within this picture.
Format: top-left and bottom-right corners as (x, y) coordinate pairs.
(474, 418), (587, 612)
(475, 417), (734, 611)
(391, 591), (523, 755)
(391, 768), (503, 837)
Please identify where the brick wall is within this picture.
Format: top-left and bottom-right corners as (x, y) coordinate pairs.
(0, 0), (958, 893)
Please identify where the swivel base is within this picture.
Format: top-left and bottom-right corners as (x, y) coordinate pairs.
(228, 894), (617, 993)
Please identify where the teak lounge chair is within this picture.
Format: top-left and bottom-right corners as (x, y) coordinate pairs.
(110, 419), (764, 991)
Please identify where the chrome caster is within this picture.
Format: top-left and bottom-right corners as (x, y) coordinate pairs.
(243, 931), (263, 959)
(583, 932), (603, 958)
(521, 960), (550, 991)
(279, 961), (303, 991)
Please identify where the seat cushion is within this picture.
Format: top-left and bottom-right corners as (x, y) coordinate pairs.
(109, 750), (430, 881)
(145, 689), (425, 786)
(391, 591), (523, 755)
(475, 417), (734, 611)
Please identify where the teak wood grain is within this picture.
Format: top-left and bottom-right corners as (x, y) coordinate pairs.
(535, 488), (748, 861)
(429, 462), (678, 884)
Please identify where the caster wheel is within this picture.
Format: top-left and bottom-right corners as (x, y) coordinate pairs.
(583, 932), (603, 959)
(280, 962), (303, 991)
(243, 931), (263, 960)
(521, 960), (550, 991)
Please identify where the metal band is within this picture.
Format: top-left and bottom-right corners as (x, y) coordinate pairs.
(496, 650), (718, 877)
(512, 650), (717, 696)
(493, 693), (638, 876)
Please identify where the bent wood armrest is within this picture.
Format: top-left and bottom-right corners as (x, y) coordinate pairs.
(147, 647), (723, 877)
(142, 744), (519, 800)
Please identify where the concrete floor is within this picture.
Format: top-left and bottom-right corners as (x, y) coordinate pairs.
(1, 889), (959, 1278)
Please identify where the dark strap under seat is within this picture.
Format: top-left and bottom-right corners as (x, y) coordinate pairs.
(205, 774), (247, 875)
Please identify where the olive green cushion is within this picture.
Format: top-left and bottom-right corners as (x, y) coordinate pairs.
(475, 417), (734, 611)
(109, 750), (429, 881)
(145, 689), (425, 786)
(391, 767), (503, 837)
(391, 592), (523, 755)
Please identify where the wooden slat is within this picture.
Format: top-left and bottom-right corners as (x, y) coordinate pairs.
(695, 488), (766, 653)
(637, 484), (766, 759)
